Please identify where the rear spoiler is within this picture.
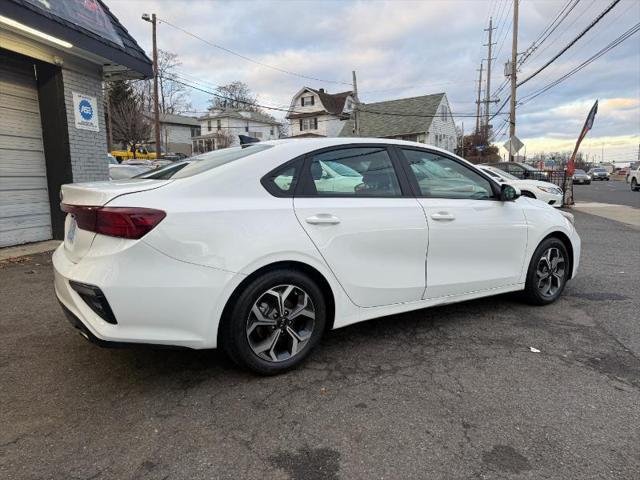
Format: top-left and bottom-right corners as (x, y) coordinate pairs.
(239, 135), (260, 148)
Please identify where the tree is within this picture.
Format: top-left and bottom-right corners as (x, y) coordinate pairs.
(110, 99), (152, 156)
(136, 49), (191, 114)
(208, 81), (260, 111)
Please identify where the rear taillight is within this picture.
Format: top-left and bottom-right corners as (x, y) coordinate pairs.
(61, 204), (166, 239)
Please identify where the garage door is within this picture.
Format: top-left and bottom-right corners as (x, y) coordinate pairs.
(0, 56), (52, 247)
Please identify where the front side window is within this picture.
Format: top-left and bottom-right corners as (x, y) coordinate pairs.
(400, 149), (494, 199)
(306, 147), (401, 196)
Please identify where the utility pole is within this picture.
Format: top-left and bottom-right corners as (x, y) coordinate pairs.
(461, 121), (465, 158)
(483, 17), (496, 141)
(352, 70), (360, 136)
(508, 0), (519, 161)
(142, 13), (162, 158)
(475, 62), (483, 141)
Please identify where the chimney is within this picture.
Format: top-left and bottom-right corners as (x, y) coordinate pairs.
(319, 88), (325, 93)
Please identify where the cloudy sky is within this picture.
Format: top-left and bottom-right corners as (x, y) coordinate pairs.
(107, 0), (640, 162)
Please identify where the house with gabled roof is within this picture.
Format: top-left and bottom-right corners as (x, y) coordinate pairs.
(286, 87), (354, 138)
(339, 93), (458, 152)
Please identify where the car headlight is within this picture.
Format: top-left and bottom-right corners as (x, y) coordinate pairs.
(559, 210), (575, 225)
(537, 186), (560, 194)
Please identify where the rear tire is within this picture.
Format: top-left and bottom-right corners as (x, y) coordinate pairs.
(522, 237), (570, 305)
(632, 178), (639, 191)
(220, 269), (326, 375)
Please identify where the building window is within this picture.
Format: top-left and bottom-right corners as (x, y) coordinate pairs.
(207, 120), (212, 132)
(217, 119), (221, 131)
(300, 117), (318, 131)
(301, 95), (315, 107)
(270, 127), (275, 136)
(245, 125), (249, 132)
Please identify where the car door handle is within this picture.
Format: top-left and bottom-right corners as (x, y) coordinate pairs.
(431, 212), (455, 221)
(305, 214), (341, 225)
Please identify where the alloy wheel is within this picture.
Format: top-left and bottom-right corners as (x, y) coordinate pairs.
(246, 284), (315, 362)
(535, 247), (566, 297)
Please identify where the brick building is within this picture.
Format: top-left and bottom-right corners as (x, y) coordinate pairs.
(0, 0), (151, 247)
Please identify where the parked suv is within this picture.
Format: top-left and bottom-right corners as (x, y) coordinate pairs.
(484, 162), (548, 180)
(587, 167), (609, 181)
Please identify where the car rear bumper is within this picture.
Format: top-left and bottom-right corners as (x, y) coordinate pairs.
(53, 240), (237, 349)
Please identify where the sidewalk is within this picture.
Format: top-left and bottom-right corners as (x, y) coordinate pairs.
(0, 240), (61, 261)
(572, 202), (640, 228)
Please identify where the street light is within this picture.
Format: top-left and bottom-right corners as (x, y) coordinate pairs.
(142, 12), (162, 158)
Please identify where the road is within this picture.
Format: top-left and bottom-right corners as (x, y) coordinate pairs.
(573, 177), (640, 208)
(1, 212), (639, 480)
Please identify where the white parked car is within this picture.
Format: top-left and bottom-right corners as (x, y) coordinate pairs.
(479, 165), (564, 207)
(54, 139), (580, 374)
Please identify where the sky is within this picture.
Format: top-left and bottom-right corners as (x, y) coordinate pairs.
(107, 0), (640, 163)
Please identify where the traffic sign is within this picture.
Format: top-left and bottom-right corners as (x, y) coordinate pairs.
(503, 136), (524, 155)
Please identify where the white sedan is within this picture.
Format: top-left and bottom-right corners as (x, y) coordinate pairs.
(479, 165), (564, 207)
(53, 139), (580, 374)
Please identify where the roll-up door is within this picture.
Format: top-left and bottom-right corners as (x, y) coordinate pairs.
(0, 56), (52, 247)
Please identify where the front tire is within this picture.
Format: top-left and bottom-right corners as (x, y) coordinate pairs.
(522, 237), (570, 305)
(220, 269), (327, 375)
(632, 178), (639, 191)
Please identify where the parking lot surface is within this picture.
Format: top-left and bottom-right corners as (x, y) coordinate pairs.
(1, 211), (639, 479)
(574, 177), (640, 208)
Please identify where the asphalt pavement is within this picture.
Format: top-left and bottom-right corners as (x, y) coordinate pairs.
(1, 211), (639, 479)
(573, 177), (640, 208)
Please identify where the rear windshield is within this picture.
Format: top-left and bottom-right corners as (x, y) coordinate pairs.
(171, 144), (273, 179)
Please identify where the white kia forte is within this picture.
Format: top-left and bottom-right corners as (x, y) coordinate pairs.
(53, 139), (581, 374)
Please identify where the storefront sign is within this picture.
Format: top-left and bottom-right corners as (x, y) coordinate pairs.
(72, 92), (99, 132)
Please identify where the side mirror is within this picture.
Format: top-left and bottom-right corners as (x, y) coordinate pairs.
(500, 184), (520, 201)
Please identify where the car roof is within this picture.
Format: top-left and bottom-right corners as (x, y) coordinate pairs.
(261, 137), (456, 156)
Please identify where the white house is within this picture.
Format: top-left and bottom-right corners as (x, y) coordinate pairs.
(192, 109), (280, 152)
(339, 93), (458, 152)
(287, 87), (354, 138)
(145, 112), (200, 155)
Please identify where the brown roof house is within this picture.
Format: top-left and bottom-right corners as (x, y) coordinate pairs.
(339, 93), (458, 152)
(286, 87), (354, 138)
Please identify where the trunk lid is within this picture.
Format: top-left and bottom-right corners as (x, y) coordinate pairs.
(60, 179), (171, 263)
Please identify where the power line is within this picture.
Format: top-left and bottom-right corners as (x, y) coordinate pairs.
(518, 21), (640, 105)
(517, 0), (581, 68)
(157, 17), (353, 86)
(525, 0), (598, 66)
(518, 0), (621, 87)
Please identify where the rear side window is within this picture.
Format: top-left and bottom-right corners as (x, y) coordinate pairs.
(171, 144), (273, 179)
(261, 158), (303, 197)
(304, 147), (401, 196)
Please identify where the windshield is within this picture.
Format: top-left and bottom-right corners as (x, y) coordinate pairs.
(171, 144), (273, 179)
(592, 168), (607, 172)
(575, 169), (586, 174)
(484, 167), (518, 181)
(134, 161), (192, 179)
